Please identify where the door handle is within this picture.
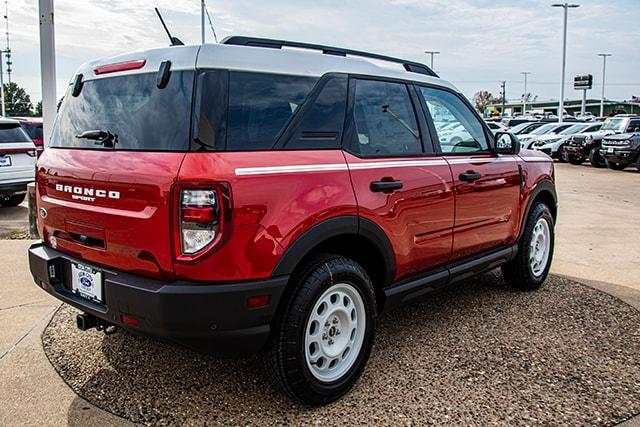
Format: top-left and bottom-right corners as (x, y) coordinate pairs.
(459, 172), (482, 182)
(370, 180), (404, 192)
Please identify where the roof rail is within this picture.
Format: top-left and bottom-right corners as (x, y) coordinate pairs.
(221, 36), (439, 78)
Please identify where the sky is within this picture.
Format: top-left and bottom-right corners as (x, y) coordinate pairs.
(6, 0), (640, 105)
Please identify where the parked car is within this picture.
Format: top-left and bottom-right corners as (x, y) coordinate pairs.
(15, 117), (44, 158)
(0, 117), (36, 207)
(28, 37), (557, 405)
(532, 122), (603, 160)
(508, 121), (546, 135)
(518, 122), (574, 149)
(600, 131), (640, 170)
(484, 121), (508, 134)
(564, 115), (640, 167)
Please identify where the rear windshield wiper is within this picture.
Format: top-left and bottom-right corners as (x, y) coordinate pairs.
(76, 130), (119, 148)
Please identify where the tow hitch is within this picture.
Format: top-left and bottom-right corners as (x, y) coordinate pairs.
(76, 313), (117, 335)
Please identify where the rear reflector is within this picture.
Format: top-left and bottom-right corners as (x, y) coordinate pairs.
(247, 295), (271, 309)
(94, 59), (147, 75)
(121, 314), (140, 327)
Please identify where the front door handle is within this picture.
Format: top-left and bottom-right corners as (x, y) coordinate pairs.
(370, 180), (404, 192)
(460, 172), (482, 182)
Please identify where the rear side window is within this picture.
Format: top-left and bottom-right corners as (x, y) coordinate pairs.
(51, 71), (194, 151)
(349, 79), (422, 157)
(283, 75), (348, 150)
(0, 123), (31, 143)
(226, 72), (317, 150)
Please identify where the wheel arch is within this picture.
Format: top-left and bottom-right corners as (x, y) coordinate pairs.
(271, 215), (396, 304)
(518, 179), (557, 241)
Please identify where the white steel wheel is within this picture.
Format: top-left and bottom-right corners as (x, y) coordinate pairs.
(304, 282), (366, 383)
(529, 217), (551, 277)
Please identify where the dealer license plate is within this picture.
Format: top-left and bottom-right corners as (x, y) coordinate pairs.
(71, 262), (103, 303)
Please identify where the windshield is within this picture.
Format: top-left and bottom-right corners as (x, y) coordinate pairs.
(558, 124), (588, 135)
(529, 123), (556, 135)
(0, 123), (31, 143)
(51, 71), (194, 151)
(601, 118), (626, 132)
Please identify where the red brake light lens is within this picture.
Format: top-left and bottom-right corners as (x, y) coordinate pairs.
(94, 59), (146, 75)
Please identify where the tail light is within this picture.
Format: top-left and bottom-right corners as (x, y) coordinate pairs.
(173, 183), (232, 261)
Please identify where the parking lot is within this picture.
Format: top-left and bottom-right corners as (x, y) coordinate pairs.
(0, 161), (638, 425)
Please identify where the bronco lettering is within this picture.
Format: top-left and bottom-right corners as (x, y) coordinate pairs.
(55, 183), (120, 200)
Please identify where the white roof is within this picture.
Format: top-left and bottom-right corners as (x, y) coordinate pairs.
(75, 41), (458, 93)
(0, 116), (21, 125)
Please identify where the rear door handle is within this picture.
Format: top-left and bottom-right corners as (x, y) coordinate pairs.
(370, 180), (403, 192)
(459, 172), (482, 182)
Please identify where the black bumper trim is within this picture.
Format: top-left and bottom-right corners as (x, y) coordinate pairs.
(28, 242), (288, 355)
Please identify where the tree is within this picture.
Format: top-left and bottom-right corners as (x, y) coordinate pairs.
(34, 97), (64, 117)
(4, 82), (34, 117)
(473, 91), (500, 116)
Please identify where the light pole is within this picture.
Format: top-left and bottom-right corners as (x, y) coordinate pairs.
(598, 53), (611, 117)
(424, 50), (440, 70)
(38, 0), (56, 144)
(521, 71), (530, 115)
(201, 0), (205, 44)
(552, 3), (579, 123)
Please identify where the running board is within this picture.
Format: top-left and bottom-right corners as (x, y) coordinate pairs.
(383, 245), (517, 312)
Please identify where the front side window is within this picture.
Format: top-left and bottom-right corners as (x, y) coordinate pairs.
(350, 79), (422, 156)
(226, 72), (317, 150)
(418, 87), (489, 154)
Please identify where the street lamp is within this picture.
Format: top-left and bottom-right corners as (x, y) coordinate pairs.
(521, 72), (531, 115)
(552, 3), (579, 123)
(424, 50), (440, 70)
(597, 53), (611, 117)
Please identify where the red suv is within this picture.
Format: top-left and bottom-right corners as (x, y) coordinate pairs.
(29, 37), (557, 404)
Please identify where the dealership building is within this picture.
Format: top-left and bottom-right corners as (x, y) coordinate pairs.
(495, 99), (640, 117)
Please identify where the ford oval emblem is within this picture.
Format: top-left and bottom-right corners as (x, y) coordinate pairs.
(79, 274), (93, 288)
(39, 207), (47, 218)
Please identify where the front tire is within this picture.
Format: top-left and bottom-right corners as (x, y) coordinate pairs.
(589, 147), (605, 168)
(262, 255), (376, 405)
(502, 203), (554, 290)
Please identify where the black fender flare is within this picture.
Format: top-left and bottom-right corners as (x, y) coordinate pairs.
(518, 179), (557, 241)
(271, 215), (396, 286)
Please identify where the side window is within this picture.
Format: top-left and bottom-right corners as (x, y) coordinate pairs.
(284, 76), (348, 149)
(226, 72), (318, 150)
(418, 87), (489, 154)
(350, 79), (422, 156)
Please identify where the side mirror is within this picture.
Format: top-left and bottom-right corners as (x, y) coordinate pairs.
(494, 131), (521, 155)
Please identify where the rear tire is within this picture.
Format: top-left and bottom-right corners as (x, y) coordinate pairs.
(605, 159), (627, 170)
(262, 255), (376, 405)
(1, 194), (25, 207)
(502, 203), (554, 291)
(589, 147), (605, 168)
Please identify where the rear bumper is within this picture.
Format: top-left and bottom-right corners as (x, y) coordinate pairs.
(0, 180), (31, 195)
(28, 242), (288, 355)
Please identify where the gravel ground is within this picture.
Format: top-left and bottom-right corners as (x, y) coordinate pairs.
(42, 274), (640, 426)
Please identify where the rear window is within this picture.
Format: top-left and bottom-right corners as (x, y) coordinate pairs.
(51, 71), (194, 151)
(21, 123), (43, 140)
(0, 123), (31, 143)
(226, 72), (317, 150)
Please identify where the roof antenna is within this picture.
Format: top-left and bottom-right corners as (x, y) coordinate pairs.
(204, 5), (219, 43)
(155, 8), (184, 46)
